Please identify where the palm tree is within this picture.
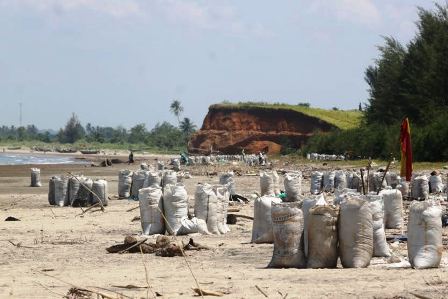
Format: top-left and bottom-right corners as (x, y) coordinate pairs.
(179, 117), (197, 140)
(169, 100), (184, 123)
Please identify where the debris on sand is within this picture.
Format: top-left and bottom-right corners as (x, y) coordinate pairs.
(106, 236), (209, 256)
(5, 216), (20, 221)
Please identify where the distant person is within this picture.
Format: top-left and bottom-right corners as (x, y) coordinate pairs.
(128, 151), (134, 164)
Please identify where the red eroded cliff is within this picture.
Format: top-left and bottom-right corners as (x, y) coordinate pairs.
(188, 106), (337, 154)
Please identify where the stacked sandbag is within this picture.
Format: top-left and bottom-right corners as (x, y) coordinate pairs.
(368, 172), (387, 193)
(91, 179), (108, 206)
(334, 170), (347, 190)
(429, 173), (443, 193)
(251, 196), (282, 243)
(163, 184), (188, 235)
(284, 172), (302, 201)
(139, 187), (165, 235)
(220, 171), (236, 195)
(260, 171), (279, 196)
(215, 186), (230, 234)
(30, 168), (42, 187)
(396, 180), (409, 197)
(131, 170), (149, 199)
(48, 176), (57, 205)
(302, 194), (326, 257)
(366, 194), (390, 257)
(388, 172), (400, 189)
(348, 172), (362, 192)
(54, 176), (69, 207)
(310, 171), (323, 194)
(194, 183), (219, 235)
(75, 177), (93, 207)
(411, 175), (429, 200)
(268, 202), (306, 268)
(380, 188), (403, 229)
(408, 201), (443, 269)
(307, 205), (339, 268)
(323, 171), (335, 192)
(338, 197), (373, 268)
(68, 176), (82, 206)
(333, 188), (360, 206)
(162, 171), (177, 187)
(144, 171), (161, 188)
(118, 170), (133, 198)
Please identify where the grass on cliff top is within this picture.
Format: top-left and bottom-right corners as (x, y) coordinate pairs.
(211, 102), (362, 130)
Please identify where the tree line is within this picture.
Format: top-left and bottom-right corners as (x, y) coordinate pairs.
(304, 3), (448, 161)
(0, 100), (197, 151)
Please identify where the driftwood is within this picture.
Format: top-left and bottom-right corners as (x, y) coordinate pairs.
(192, 288), (224, 297)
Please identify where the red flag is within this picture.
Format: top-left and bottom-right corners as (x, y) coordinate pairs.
(400, 118), (412, 181)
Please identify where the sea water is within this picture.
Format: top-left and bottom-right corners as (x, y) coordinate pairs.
(0, 153), (86, 165)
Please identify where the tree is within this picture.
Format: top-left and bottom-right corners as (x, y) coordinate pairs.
(128, 123), (148, 144)
(58, 113), (85, 143)
(179, 117), (197, 141)
(169, 100), (184, 123)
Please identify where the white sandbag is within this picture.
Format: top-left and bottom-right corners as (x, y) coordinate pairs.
(140, 163), (150, 170)
(323, 171), (335, 192)
(177, 217), (208, 235)
(54, 176), (69, 207)
(68, 176), (81, 206)
(162, 170), (177, 187)
(131, 170), (149, 199)
(334, 170), (347, 190)
(48, 176), (57, 205)
(310, 171), (323, 195)
(91, 179), (108, 206)
(260, 171), (279, 196)
(388, 173), (400, 189)
(172, 158), (180, 171)
(366, 194), (390, 257)
(76, 177), (93, 207)
(139, 187), (164, 235)
(411, 175), (429, 200)
(118, 170), (133, 198)
(333, 188), (360, 205)
(144, 171), (161, 188)
(408, 201), (443, 269)
(368, 172), (387, 193)
(302, 194), (326, 257)
(349, 172), (362, 192)
(157, 160), (165, 170)
(307, 205), (339, 268)
(429, 174), (443, 193)
(284, 172), (302, 202)
(396, 180), (409, 197)
(268, 202), (306, 268)
(30, 168), (41, 187)
(338, 197), (373, 268)
(220, 171), (236, 195)
(194, 184), (213, 234)
(215, 186), (230, 234)
(251, 196), (282, 243)
(163, 184), (188, 235)
(379, 188), (403, 229)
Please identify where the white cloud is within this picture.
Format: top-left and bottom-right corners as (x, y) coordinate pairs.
(0, 0), (272, 37)
(307, 0), (381, 27)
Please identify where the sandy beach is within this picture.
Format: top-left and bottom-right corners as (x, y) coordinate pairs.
(1, 157), (447, 299)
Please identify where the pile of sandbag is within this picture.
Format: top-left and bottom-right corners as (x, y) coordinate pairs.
(260, 171), (280, 196)
(48, 175), (108, 207)
(30, 168), (42, 187)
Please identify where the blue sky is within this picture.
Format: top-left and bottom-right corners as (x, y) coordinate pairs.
(0, 0), (442, 130)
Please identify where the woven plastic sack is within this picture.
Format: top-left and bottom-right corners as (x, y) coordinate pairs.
(334, 170), (347, 190)
(91, 179), (108, 206)
(118, 170), (133, 198)
(338, 197), (373, 268)
(429, 174), (443, 193)
(131, 170), (149, 199)
(411, 175), (429, 200)
(302, 194), (326, 257)
(307, 205), (339, 268)
(162, 171), (177, 187)
(268, 202), (306, 268)
(54, 176), (69, 207)
(251, 196), (282, 243)
(284, 172), (302, 202)
(194, 183), (215, 234)
(144, 171), (161, 188)
(260, 171), (279, 196)
(408, 201), (443, 269)
(48, 176), (57, 205)
(310, 171), (323, 195)
(163, 184), (188, 235)
(366, 194), (390, 257)
(215, 186), (230, 234)
(139, 187), (165, 235)
(220, 171), (236, 195)
(380, 188), (403, 229)
(323, 171), (335, 192)
(30, 168), (42, 187)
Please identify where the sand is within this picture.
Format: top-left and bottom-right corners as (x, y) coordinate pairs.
(1, 158), (447, 299)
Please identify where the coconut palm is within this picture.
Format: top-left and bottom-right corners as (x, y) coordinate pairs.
(179, 117), (197, 140)
(169, 100), (184, 123)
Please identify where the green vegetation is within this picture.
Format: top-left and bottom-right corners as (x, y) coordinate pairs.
(305, 3), (448, 162)
(213, 102), (362, 130)
(0, 101), (197, 153)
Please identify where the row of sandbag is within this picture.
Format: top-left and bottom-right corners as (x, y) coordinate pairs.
(260, 171), (302, 201)
(118, 169), (179, 199)
(307, 153), (345, 161)
(252, 188), (443, 269)
(138, 183), (230, 236)
(410, 173), (445, 200)
(48, 176), (108, 207)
